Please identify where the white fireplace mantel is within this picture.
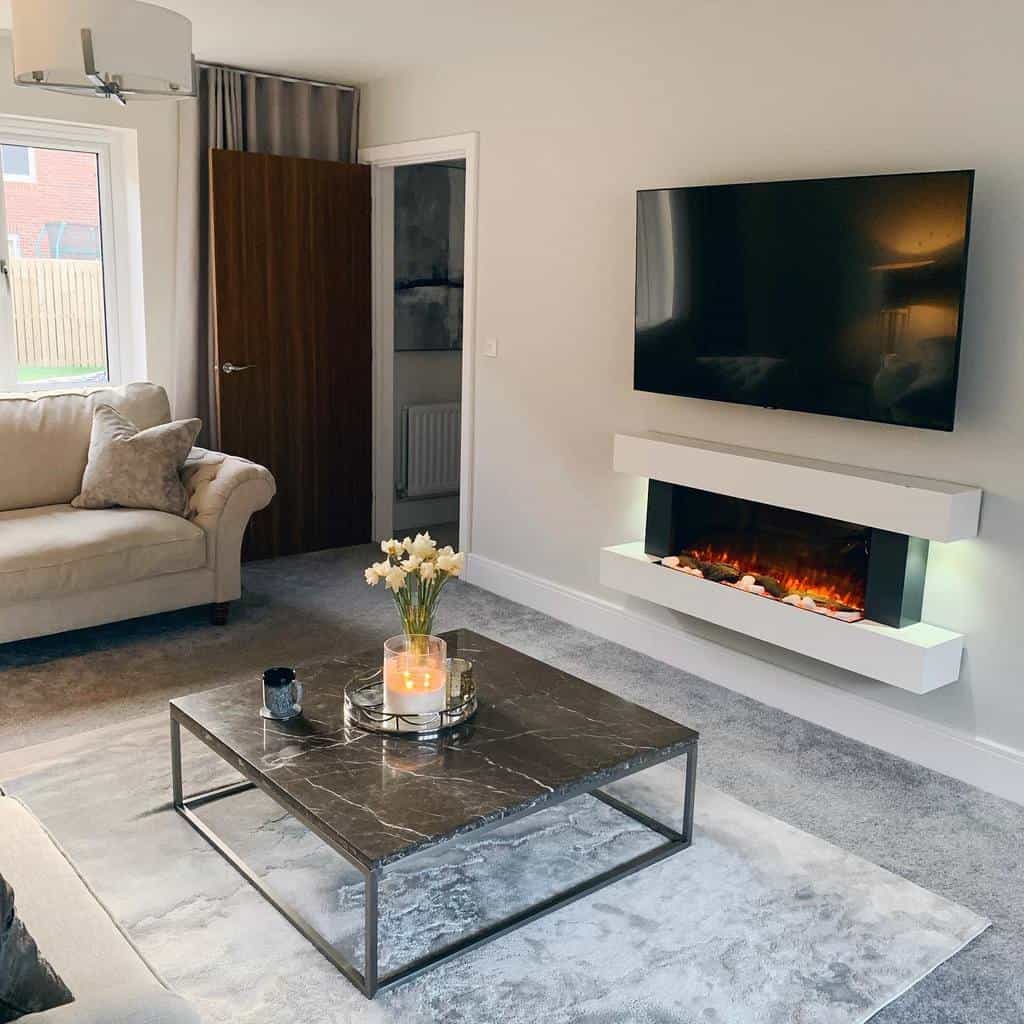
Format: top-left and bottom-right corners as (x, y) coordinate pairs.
(614, 432), (983, 542)
(600, 543), (963, 693)
(603, 432), (980, 693)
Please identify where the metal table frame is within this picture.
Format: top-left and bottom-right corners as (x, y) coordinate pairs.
(170, 708), (697, 999)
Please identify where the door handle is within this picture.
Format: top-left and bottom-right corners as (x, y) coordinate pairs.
(221, 361), (254, 375)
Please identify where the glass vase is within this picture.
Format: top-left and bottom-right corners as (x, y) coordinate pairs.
(399, 608), (435, 638)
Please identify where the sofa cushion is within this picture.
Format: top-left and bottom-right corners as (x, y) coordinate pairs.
(0, 798), (161, 999)
(0, 505), (206, 605)
(0, 874), (73, 1021)
(0, 384), (171, 513)
(27, 988), (200, 1024)
(72, 406), (201, 517)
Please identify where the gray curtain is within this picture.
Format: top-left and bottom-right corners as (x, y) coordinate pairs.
(172, 65), (359, 443)
(204, 67), (359, 159)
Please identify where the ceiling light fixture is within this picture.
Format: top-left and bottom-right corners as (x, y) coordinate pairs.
(10, 0), (195, 105)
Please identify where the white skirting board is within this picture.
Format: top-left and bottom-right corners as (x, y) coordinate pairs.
(464, 552), (1024, 807)
(614, 432), (983, 542)
(601, 542), (963, 694)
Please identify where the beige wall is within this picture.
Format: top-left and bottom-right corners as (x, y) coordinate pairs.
(360, 0), (1024, 755)
(0, 35), (179, 401)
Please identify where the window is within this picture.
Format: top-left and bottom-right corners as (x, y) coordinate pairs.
(0, 123), (128, 391)
(1, 145), (36, 183)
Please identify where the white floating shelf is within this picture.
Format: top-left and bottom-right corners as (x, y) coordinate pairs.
(614, 432), (982, 542)
(600, 543), (964, 693)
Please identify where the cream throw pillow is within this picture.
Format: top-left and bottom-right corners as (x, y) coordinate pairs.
(72, 405), (201, 516)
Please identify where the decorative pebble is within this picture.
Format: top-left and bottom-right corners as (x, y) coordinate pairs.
(731, 574), (769, 596)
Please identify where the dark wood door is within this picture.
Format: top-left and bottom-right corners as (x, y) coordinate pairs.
(209, 149), (371, 560)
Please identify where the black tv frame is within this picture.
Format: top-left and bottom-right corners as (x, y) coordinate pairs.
(633, 169), (976, 431)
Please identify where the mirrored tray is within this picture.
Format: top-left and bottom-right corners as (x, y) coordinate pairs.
(344, 677), (477, 739)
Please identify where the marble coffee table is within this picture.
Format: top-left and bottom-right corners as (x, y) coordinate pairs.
(169, 629), (698, 998)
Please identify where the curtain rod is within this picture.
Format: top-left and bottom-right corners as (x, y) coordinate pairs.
(196, 60), (358, 93)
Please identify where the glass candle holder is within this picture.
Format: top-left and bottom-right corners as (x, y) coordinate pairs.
(382, 634), (448, 717)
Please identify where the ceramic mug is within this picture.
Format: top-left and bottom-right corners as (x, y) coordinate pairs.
(261, 666), (303, 721)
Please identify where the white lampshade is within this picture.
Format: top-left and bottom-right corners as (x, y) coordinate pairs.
(11, 0), (195, 99)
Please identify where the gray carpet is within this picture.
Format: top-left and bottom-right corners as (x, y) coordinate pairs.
(1, 728), (987, 1024)
(1, 543), (1022, 1021)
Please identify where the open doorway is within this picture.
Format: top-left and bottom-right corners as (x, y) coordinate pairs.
(361, 133), (478, 557)
(392, 159), (464, 549)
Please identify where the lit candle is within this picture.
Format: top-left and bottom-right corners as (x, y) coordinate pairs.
(383, 655), (447, 717)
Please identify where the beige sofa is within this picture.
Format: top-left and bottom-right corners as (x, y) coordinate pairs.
(1, 791), (200, 1022)
(0, 383), (275, 644)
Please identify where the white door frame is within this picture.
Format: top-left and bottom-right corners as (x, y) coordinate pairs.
(359, 132), (479, 557)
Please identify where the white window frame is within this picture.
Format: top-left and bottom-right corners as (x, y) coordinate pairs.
(0, 117), (137, 391)
(1, 144), (37, 183)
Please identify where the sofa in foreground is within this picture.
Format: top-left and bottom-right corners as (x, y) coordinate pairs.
(0, 790), (200, 1023)
(0, 383), (275, 644)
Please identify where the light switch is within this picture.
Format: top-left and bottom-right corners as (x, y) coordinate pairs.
(482, 337), (498, 358)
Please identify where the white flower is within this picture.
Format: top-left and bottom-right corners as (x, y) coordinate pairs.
(384, 566), (407, 592)
(401, 555), (422, 572)
(408, 532), (437, 560)
(380, 538), (403, 557)
(419, 560), (436, 581)
(436, 551), (465, 576)
(364, 561), (390, 584)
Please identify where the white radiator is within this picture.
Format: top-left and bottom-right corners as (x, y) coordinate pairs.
(400, 402), (461, 499)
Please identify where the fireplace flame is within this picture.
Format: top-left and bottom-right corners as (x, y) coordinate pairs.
(684, 545), (866, 613)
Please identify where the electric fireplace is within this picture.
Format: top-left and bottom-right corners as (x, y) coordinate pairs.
(645, 482), (929, 628)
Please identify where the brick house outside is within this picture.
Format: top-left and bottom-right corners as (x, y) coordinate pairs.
(2, 146), (101, 260)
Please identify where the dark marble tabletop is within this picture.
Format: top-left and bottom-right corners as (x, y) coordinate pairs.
(170, 629), (698, 869)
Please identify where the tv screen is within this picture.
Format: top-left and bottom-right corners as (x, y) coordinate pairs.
(634, 170), (974, 430)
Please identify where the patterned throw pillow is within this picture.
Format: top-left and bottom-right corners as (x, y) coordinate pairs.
(72, 405), (201, 517)
(0, 875), (73, 1022)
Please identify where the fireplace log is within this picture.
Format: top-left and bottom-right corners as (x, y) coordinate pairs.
(786, 591), (859, 614)
(754, 574), (787, 598)
(701, 561), (742, 583)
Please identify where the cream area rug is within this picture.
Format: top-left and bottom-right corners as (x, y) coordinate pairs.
(1, 715), (988, 1024)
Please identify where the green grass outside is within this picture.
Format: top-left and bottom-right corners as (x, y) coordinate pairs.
(17, 364), (105, 383)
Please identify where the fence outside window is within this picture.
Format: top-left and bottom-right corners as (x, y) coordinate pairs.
(9, 257), (106, 371)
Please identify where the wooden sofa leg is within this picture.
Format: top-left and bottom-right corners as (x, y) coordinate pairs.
(210, 602), (231, 625)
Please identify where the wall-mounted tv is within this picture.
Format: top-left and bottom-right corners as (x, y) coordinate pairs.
(634, 170), (974, 430)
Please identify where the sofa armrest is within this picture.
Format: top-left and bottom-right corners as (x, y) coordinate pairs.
(182, 448), (275, 602)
